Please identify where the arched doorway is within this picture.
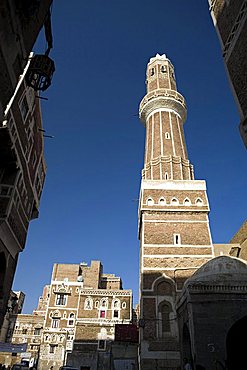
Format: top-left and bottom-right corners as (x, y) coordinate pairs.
(0, 252), (6, 299)
(226, 315), (247, 369)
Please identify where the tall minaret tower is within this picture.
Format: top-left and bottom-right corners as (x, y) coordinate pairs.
(138, 54), (214, 369)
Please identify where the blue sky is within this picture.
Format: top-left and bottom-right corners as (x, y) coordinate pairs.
(13, 0), (247, 312)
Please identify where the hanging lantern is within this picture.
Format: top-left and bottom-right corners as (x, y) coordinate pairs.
(26, 54), (55, 92)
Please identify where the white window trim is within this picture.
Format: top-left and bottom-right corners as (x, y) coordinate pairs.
(98, 340), (106, 351)
(55, 293), (67, 307)
(84, 297), (93, 310)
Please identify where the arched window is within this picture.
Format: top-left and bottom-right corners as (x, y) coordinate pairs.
(159, 198), (165, 205)
(44, 334), (50, 342)
(51, 310), (61, 318)
(196, 198), (203, 206)
(112, 299), (120, 319)
(84, 297), (93, 310)
(112, 299), (120, 309)
(165, 132), (170, 139)
(171, 198), (179, 205)
(158, 301), (172, 337)
(95, 301), (99, 308)
(147, 197), (154, 206)
(99, 298), (108, 319)
(183, 198), (191, 206)
(161, 65), (166, 73)
(68, 313), (75, 326)
(150, 68), (155, 76)
(101, 299), (108, 308)
(165, 172), (169, 180)
(155, 280), (173, 295)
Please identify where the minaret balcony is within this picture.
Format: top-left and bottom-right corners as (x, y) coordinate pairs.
(139, 88), (187, 124)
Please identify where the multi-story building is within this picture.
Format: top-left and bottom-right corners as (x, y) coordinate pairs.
(208, 0), (247, 147)
(1, 261), (133, 369)
(0, 291), (25, 343)
(5, 313), (44, 368)
(0, 0), (53, 329)
(0, 58), (47, 331)
(39, 260), (133, 370)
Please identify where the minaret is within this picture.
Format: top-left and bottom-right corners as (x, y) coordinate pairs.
(138, 54), (214, 369)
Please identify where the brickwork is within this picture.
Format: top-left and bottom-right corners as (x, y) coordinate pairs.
(138, 54), (213, 368)
(36, 260), (132, 370)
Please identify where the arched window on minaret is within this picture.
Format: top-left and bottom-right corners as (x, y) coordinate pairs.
(171, 197), (179, 205)
(158, 301), (172, 338)
(165, 172), (169, 180)
(165, 132), (170, 139)
(147, 197), (154, 206)
(196, 198), (203, 206)
(183, 198), (191, 206)
(161, 65), (166, 73)
(150, 68), (155, 76)
(159, 198), (165, 205)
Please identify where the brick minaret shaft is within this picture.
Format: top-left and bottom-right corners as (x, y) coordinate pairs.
(139, 54), (194, 181)
(138, 54), (214, 368)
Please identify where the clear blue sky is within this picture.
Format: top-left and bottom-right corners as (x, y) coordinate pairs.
(13, 0), (247, 313)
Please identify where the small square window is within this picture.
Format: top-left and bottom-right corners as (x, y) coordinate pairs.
(98, 340), (106, 351)
(100, 310), (106, 318)
(49, 344), (56, 354)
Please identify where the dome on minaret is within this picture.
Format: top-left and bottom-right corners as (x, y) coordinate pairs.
(149, 53), (170, 64)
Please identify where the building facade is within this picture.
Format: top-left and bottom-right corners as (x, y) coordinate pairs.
(0, 58), (47, 331)
(39, 261), (133, 370)
(0, 261), (135, 369)
(208, 0), (247, 147)
(0, 0), (53, 329)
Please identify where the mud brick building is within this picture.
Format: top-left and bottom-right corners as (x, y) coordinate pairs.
(0, 59), (47, 331)
(0, 0), (53, 330)
(37, 260), (133, 370)
(0, 291), (25, 344)
(208, 0), (247, 147)
(3, 313), (44, 368)
(137, 53), (247, 370)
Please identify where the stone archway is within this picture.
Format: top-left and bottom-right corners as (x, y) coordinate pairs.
(226, 315), (247, 369)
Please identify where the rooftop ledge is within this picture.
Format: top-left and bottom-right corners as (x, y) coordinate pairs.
(141, 180), (207, 191)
